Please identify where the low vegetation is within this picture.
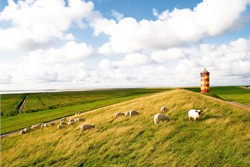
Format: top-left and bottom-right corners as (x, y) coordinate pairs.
(0, 94), (27, 116)
(1, 89), (249, 166)
(1, 88), (169, 134)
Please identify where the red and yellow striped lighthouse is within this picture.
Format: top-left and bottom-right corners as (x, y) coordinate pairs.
(200, 68), (210, 93)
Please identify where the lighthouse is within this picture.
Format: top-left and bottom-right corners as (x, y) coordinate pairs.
(200, 68), (210, 93)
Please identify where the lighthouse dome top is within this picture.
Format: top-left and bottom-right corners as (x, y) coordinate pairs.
(200, 68), (209, 74)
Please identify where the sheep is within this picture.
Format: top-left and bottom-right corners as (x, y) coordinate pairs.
(74, 118), (84, 122)
(68, 119), (75, 125)
(31, 125), (38, 130)
(115, 112), (125, 118)
(61, 117), (66, 122)
(125, 110), (139, 117)
(80, 124), (95, 131)
(160, 106), (168, 112)
(57, 124), (65, 129)
(20, 129), (26, 134)
(75, 112), (81, 115)
(49, 122), (55, 126)
(43, 123), (49, 127)
(20, 127), (31, 134)
(125, 112), (130, 117)
(154, 113), (169, 125)
(60, 121), (67, 126)
(188, 109), (202, 121)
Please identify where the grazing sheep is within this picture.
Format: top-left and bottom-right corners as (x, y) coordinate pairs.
(115, 112), (125, 118)
(43, 123), (49, 127)
(75, 118), (84, 122)
(154, 113), (169, 125)
(57, 124), (65, 129)
(160, 106), (168, 112)
(20, 127), (31, 134)
(68, 119), (75, 125)
(49, 122), (55, 126)
(60, 121), (67, 126)
(61, 117), (66, 122)
(69, 119), (75, 122)
(75, 112), (81, 115)
(125, 112), (130, 117)
(24, 127), (31, 132)
(31, 125), (37, 130)
(80, 124), (95, 131)
(188, 109), (202, 121)
(125, 110), (139, 117)
(20, 129), (26, 134)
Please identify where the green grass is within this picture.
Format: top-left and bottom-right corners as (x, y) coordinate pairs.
(0, 94), (27, 116)
(185, 86), (250, 105)
(1, 88), (169, 134)
(1, 89), (249, 166)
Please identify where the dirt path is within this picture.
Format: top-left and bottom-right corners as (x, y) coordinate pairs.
(227, 101), (250, 109)
(18, 95), (28, 113)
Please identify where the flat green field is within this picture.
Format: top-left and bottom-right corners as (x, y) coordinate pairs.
(0, 88), (169, 134)
(185, 86), (250, 105)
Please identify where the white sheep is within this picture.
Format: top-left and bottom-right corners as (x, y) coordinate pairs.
(20, 127), (31, 134)
(125, 112), (130, 117)
(80, 124), (95, 131)
(49, 122), (55, 126)
(188, 109), (202, 121)
(43, 123), (49, 127)
(160, 106), (168, 112)
(115, 112), (125, 118)
(125, 110), (139, 117)
(68, 119), (75, 125)
(61, 117), (66, 122)
(20, 129), (26, 134)
(57, 124), (65, 129)
(60, 121), (67, 126)
(75, 118), (84, 122)
(31, 125), (37, 130)
(154, 113), (169, 125)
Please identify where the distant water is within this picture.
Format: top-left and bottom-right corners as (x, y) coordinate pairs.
(0, 88), (97, 95)
(0, 89), (58, 95)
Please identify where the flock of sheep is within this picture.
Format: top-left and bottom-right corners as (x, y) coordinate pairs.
(115, 106), (202, 124)
(19, 113), (94, 134)
(20, 106), (202, 134)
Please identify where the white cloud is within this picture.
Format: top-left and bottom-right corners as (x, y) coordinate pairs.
(25, 41), (94, 64)
(111, 9), (124, 21)
(99, 53), (151, 69)
(151, 48), (187, 63)
(92, 0), (249, 54)
(0, 0), (94, 51)
(98, 38), (250, 87)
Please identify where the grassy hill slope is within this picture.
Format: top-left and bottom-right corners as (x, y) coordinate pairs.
(185, 86), (250, 105)
(1, 89), (250, 166)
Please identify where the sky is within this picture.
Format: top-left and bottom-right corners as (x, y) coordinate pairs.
(0, 0), (250, 91)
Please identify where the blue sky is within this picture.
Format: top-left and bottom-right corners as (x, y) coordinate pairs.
(0, 0), (250, 91)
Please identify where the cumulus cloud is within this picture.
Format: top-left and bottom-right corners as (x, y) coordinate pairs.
(99, 53), (152, 69)
(24, 41), (94, 64)
(98, 38), (250, 86)
(0, 0), (94, 51)
(151, 48), (187, 63)
(0, 0), (249, 90)
(92, 0), (249, 54)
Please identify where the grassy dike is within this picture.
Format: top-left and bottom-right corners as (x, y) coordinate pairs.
(1, 89), (249, 166)
(1, 89), (168, 134)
